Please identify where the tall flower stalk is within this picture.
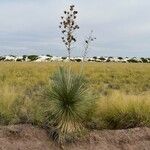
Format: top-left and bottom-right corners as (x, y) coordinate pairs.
(59, 5), (79, 61)
(80, 30), (96, 72)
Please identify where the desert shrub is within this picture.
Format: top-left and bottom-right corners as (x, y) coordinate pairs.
(127, 59), (139, 63)
(141, 57), (148, 63)
(45, 67), (92, 141)
(46, 54), (52, 57)
(0, 56), (5, 61)
(16, 58), (22, 62)
(28, 55), (38, 61)
(22, 55), (28, 61)
(75, 58), (82, 62)
(118, 57), (123, 60)
(106, 59), (111, 62)
(99, 57), (106, 61)
(93, 56), (97, 60)
(61, 57), (67, 60)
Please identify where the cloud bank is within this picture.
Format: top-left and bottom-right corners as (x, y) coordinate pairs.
(0, 0), (150, 57)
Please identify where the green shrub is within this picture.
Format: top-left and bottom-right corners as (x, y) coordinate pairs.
(61, 57), (67, 60)
(28, 55), (38, 61)
(0, 56), (5, 61)
(141, 57), (148, 63)
(127, 59), (139, 63)
(46, 54), (52, 57)
(45, 67), (92, 141)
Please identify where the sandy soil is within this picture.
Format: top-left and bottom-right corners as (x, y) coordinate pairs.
(0, 124), (149, 150)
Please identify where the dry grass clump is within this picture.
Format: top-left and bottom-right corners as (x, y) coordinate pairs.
(89, 91), (150, 129)
(0, 82), (46, 125)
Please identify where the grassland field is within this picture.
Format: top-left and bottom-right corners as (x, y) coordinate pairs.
(0, 62), (150, 129)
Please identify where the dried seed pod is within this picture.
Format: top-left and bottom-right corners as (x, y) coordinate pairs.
(59, 5), (79, 60)
(62, 30), (66, 33)
(73, 11), (78, 14)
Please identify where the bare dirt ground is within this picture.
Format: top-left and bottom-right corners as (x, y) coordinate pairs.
(0, 124), (149, 150)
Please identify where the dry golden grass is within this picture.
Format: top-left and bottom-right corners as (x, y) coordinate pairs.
(0, 62), (150, 128)
(93, 91), (150, 129)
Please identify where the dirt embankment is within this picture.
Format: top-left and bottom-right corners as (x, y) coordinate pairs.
(0, 124), (149, 150)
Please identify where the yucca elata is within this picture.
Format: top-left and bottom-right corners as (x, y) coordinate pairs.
(59, 5), (79, 60)
(46, 67), (91, 139)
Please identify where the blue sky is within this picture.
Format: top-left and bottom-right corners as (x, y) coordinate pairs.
(0, 0), (150, 57)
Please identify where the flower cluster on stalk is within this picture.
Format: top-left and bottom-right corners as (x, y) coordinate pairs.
(59, 5), (79, 58)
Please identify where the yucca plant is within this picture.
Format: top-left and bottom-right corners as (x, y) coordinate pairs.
(46, 66), (91, 141)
